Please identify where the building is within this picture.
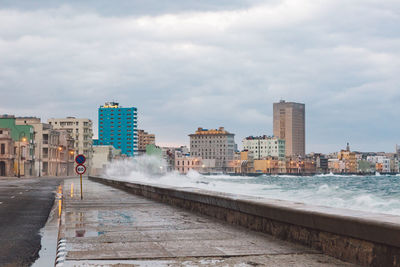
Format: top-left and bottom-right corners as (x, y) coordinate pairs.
(254, 158), (283, 174)
(137, 129), (155, 155)
(91, 145), (121, 176)
(357, 160), (376, 174)
(337, 143), (357, 173)
(16, 117), (75, 177)
(328, 158), (345, 173)
(0, 128), (15, 176)
(160, 146), (189, 172)
(48, 117), (93, 170)
(175, 156), (202, 174)
(273, 100), (305, 157)
(308, 153), (329, 174)
(367, 156), (391, 173)
(98, 102), (138, 157)
(0, 115), (34, 177)
(189, 127), (235, 172)
(242, 136), (285, 159)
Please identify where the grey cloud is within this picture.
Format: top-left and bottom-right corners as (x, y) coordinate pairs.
(0, 0), (399, 153)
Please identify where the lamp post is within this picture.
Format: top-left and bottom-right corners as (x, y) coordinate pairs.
(38, 142), (41, 177)
(67, 150), (74, 176)
(56, 146), (62, 176)
(18, 132), (26, 178)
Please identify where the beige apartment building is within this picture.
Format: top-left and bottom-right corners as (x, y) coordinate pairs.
(137, 129), (155, 153)
(189, 127), (235, 172)
(273, 100), (305, 157)
(175, 156), (202, 174)
(16, 117), (75, 176)
(48, 117), (93, 169)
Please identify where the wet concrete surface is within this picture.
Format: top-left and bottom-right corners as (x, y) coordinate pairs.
(60, 178), (358, 266)
(0, 177), (63, 267)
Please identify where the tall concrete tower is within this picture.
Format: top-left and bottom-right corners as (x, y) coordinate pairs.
(273, 100), (305, 157)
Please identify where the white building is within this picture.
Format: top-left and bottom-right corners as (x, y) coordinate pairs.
(48, 117), (94, 170)
(91, 145), (121, 176)
(367, 156), (391, 173)
(242, 136), (285, 159)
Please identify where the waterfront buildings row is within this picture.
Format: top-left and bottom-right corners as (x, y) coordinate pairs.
(0, 115), (77, 177)
(153, 126), (399, 175)
(2, 98), (398, 177)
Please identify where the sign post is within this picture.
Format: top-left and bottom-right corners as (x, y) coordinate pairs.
(75, 155), (86, 200)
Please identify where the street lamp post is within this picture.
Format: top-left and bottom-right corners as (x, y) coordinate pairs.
(18, 132), (26, 178)
(56, 146), (62, 176)
(38, 142), (41, 177)
(67, 150), (74, 176)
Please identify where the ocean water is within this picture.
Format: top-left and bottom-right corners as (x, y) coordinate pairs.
(105, 156), (400, 216)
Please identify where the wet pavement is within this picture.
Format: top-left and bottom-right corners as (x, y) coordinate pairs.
(0, 177), (63, 267)
(58, 178), (357, 266)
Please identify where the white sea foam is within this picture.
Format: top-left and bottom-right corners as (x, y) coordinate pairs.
(104, 156), (400, 216)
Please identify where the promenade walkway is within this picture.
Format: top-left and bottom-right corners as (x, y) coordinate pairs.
(58, 178), (357, 266)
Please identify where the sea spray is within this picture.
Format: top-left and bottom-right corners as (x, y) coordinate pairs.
(104, 156), (400, 216)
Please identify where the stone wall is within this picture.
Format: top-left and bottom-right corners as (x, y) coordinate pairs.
(89, 176), (400, 267)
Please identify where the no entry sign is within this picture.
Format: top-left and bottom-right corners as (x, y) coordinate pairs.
(75, 154), (86, 165)
(75, 164), (86, 175)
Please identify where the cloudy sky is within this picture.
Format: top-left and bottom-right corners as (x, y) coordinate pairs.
(0, 0), (399, 153)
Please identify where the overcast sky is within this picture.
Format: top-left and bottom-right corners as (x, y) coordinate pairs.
(0, 0), (399, 153)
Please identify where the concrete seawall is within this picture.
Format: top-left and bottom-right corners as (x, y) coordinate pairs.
(89, 176), (400, 267)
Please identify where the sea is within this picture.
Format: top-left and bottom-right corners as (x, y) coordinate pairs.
(104, 156), (400, 216)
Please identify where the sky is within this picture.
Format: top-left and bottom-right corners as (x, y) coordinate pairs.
(0, 0), (399, 153)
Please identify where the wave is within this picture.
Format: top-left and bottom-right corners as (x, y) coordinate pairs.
(104, 156), (400, 216)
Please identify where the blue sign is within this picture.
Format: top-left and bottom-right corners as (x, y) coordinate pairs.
(75, 154), (86, 164)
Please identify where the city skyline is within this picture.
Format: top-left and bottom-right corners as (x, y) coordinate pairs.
(1, 0), (399, 153)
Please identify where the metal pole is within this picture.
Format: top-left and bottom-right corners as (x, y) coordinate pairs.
(18, 132), (24, 178)
(38, 142), (41, 177)
(80, 174), (83, 200)
(18, 141), (21, 178)
(56, 148), (58, 176)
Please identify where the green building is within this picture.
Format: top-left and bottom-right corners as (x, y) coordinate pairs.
(0, 115), (34, 143)
(0, 115), (34, 176)
(145, 144), (162, 158)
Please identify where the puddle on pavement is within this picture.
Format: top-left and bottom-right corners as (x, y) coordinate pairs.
(32, 184), (63, 267)
(66, 209), (135, 238)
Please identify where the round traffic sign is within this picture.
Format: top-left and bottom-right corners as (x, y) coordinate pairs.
(75, 154), (86, 164)
(75, 164), (86, 175)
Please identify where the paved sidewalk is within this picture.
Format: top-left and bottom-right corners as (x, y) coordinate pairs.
(58, 178), (357, 266)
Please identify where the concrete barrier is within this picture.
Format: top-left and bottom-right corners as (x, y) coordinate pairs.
(89, 176), (400, 267)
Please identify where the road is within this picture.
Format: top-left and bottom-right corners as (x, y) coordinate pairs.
(0, 177), (62, 267)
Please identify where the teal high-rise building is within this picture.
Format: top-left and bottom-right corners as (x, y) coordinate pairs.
(98, 102), (138, 156)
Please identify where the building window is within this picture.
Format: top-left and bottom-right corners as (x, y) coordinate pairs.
(1, 144), (5, 154)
